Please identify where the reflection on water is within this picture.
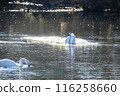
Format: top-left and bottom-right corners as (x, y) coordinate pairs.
(0, 67), (33, 80)
(0, 12), (120, 80)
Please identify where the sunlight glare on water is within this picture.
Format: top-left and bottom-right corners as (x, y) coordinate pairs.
(23, 36), (99, 46)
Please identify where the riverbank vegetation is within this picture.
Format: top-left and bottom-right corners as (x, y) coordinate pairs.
(0, 0), (120, 12)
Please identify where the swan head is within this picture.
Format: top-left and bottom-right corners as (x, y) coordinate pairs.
(19, 58), (30, 67)
(70, 33), (74, 36)
(68, 33), (75, 37)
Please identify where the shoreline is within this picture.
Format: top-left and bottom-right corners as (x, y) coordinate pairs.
(8, 8), (83, 13)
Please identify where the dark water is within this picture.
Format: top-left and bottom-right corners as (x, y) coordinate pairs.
(0, 12), (120, 80)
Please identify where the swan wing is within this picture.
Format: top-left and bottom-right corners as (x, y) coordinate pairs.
(65, 36), (70, 44)
(0, 59), (18, 68)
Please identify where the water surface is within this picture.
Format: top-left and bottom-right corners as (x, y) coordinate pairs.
(0, 12), (120, 80)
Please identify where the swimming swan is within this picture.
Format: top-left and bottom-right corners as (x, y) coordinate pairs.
(65, 33), (76, 44)
(0, 58), (30, 68)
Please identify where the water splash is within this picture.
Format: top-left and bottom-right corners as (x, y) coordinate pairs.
(23, 36), (99, 46)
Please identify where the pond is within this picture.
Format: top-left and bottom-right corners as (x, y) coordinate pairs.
(0, 12), (120, 80)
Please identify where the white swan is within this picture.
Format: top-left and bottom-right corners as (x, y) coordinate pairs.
(65, 33), (76, 44)
(0, 58), (30, 68)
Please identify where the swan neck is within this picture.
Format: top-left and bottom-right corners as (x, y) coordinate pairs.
(19, 58), (30, 67)
(19, 59), (24, 67)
